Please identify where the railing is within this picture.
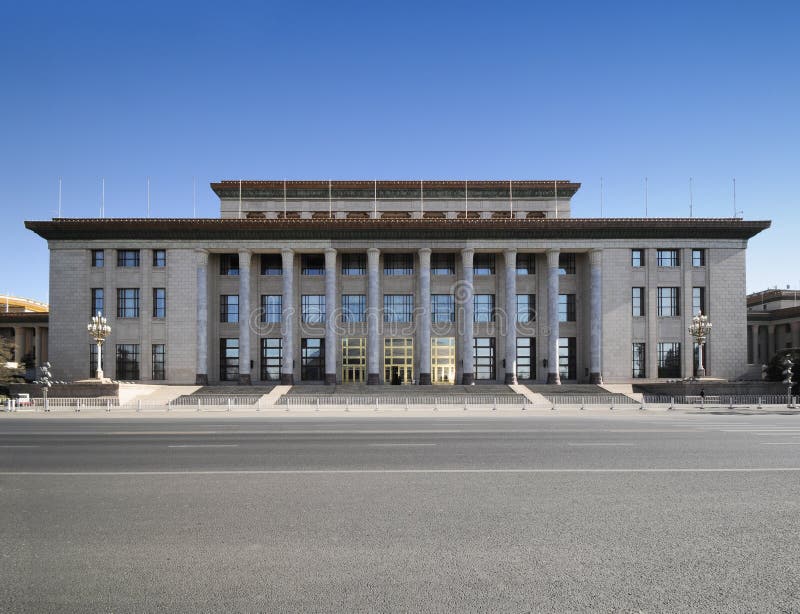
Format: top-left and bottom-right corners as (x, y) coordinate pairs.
(542, 395), (639, 405)
(169, 395), (263, 407)
(281, 395), (525, 407)
(643, 394), (791, 406)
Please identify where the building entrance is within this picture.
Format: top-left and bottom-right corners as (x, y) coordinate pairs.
(431, 337), (456, 384)
(341, 337), (366, 383)
(384, 337), (413, 384)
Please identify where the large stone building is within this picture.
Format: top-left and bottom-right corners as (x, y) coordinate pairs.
(747, 288), (800, 365)
(26, 180), (769, 385)
(0, 295), (49, 370)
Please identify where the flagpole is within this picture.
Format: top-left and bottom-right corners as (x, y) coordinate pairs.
(465, 180), (468, 216)
(554, 180), (558, 219)
(328, 179), (332, 218)
(420, 180), (424, 217)
(238, 180), (242, 219)
(373, 180), (377, 218)
(283, 179), (287, 217)
(600, 176), (603, 217)
(146, 176), (150, 217)
(58, 177), (62, 218)
(193, 176), (197, 218)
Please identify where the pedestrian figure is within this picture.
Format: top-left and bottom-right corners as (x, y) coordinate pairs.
(700, 388), (706, 404)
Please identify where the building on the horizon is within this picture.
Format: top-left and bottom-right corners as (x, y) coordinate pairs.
(26, 180), (769, 385)
(747, 288), (800, 365)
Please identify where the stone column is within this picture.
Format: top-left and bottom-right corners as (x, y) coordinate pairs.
(460, 248), (475, 385)
(324, 248), (337, 384)
(34, 326), (43, 368)
(281, 248), (295, 385)
(768, 324), (776, 362)
(238, 249), (252, 384)
(367, 248), (381, 384)
(504, 249), (517, 384)
(195, 249), (209, 385)
(589, 249), (603, 384)
(792, 322), (800, 350)
(13, 325), (23, 364)
(546, 248), (561, 384)
(748, 324), (759, 364)
(418, 248), (432, 385)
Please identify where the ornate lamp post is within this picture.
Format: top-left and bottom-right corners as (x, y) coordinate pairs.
(689, 311), (712, 378)
(87, 312), (111, 380)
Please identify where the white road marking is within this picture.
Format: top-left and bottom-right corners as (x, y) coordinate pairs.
(760, 442), (800, 445)
(367, 443), (437, 447)
(567, 443), (637, 446)
(167, 444), (239, 448)
(0, 445), (39, 448)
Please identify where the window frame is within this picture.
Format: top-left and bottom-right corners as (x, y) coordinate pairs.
(152, 249), (166, 268)
(341, 294), (366, 323)
(657, 287), (680, 317)
(656, 249), (680, 267)
(151, 344), (166, 380)
(219, 294), (239, 323)
(473, 337), (496, 380)
(558, 294), (576, 322)
(115, 344), (140, 380)
(383, 294), (414, 323)
(219, 254), (240, 276)
(632, 342), (646, 378)
(516, 294), (536, 323)
(301, 294), (326, 324)
(91, 249), (105, 268)
(261, 294), (282, 324)
(152, 288), (166, 319)
(91, 288), (104, 317)
(473, 254), (496, 276)
(558, 253), (576, 275)
(516, 337), (535, 380)
(260, 338), (282, 381)
(692, 249), (706, 267)
(657, 341), (681, 378)
(260, 254), (282, 276)
(631, 249), (644, 268)
(516, 254), (536, 275)
(341, 253), (366, 276)
(473, 294), (496, 323)
(383, 253), (414, 276)
(116, 288), (140, 319)
(632, 287), (644, 318)
(301, 254), (325, 276)
(431, 253), (455, 275)
(431, 294), (455, 323)
(117, 249), (140, 268)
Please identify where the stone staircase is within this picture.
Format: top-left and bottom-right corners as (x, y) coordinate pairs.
(527, 384), (638, 404)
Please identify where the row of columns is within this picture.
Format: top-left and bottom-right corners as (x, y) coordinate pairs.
(5, 325), (47, 367)
(749, 322), (800, 365)
(194, 247), (604, 385)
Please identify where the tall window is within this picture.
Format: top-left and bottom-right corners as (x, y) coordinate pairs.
(384, 253), (413, 275)
(219, 254), (239, 275)
(91, 249), (104, 268)
(301, 295), (325, 323)
(301, 338), (325, 380)
(151, 344), (166, 380)
(657, 287), (680, 317)
(516, 254), (536, 275)
(474, 294), (495, 322)
(692, 249), (706, 267)
(631, 249), (644, 268)
(341, 294), (366, 322)
(558, 294), (576, 322)
(261, 295), (282, 323)
(115, 344), (140, 380)
(474, 254), (496, 275)
(516, 337), (535, 380)
(91, 288), (104, 316)
(558, 254), (576, 275)
(384, 338), (413, 384)
(431, 294), (455, 323)
(657, 249), (680, 267)
(89, 344), (98, 378)
(260, 254), (282, 275)
(301, 254), (325, 275)
(152, 288), (166, 318)
(657, 342), (681, 378)
(117, 288), (139, 318)
(152, 249), (166, 268)
(220, 295), (239, 323)
(384, 295), (413, 322)
(516, 294), (536, 323)
(260, 338), (282, 381)
(692, 287), (705, 315)
(431, 253), (455, 275)
(558, 337), (576, 380)
(117, 250), (140, 267)
(473, 337), (496, 380)
(632, 343), (646, 378)
(632, 287), (644, 317)
(341, 253), (366, 275)
(219, 338), (239, 381)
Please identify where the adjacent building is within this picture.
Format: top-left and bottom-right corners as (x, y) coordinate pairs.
(0, 295), (49, 369)
(747, 288), (800, 365)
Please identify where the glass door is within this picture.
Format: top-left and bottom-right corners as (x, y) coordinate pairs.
(341, 337), (366, 383)
(431, 337), (456, 384)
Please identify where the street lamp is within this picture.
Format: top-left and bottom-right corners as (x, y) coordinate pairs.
(689, 311), (712, 378)
(87, 312), (111, 380)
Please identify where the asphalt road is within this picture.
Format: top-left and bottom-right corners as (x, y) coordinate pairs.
(2, 412), (800, 612)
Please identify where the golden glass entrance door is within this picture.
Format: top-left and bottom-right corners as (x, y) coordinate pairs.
(431, 337), (456, 384)
(384, 337), (414, 384)
(341, 337), (366, 383)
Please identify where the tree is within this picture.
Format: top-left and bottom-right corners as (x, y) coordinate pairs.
(0, 336), (24, 383)
(766, 348), (799, 395)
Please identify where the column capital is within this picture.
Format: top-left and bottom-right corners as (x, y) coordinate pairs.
(324, 247), (337, 256)
(281, 247), (294, 257)
(195, 249), (209, 266)
(418, 247), (432, 256)
(367, 247), (380, 256)
(238, 248), (251, 256)
(504, 248), (517, 257)
(589, 249), (602, 266)
(546, 248), (560, 268)
(461, 247), (475, 257)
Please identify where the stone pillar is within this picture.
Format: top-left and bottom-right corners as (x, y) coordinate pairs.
(460, 248), (475, 385)
(589, 249), (603, 384)
(13, 325), (23, 364)
(748, 324), (759, 364)
(367, 248), (381, 384)
(324, 248), (337, 384)
(238, 249), (252, 384)
(281, 249), (295, 385)
(34, 326), (43, 368)
(768, 324), (776, 362)
(195, 249), (209, 385)
(504, 249), (517, 384)
(418, 248), (432, 385)
(546, 249), (561, 384)
(792, 322), (800, 350)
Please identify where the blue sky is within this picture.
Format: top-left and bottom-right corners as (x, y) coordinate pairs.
(2, 0), (798, 302)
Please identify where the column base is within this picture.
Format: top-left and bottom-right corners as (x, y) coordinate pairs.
(280, 373), (294, 385)
(589, 372), (603, 384)
(546, 372), (561, 385)
(504, 373), (518, 385)
(238, 374), (251, 385)
(418, 373), (431, 385)
(195, 373), (208, 385)
(461, 373), (475, 385)
(697, 368), (706, 378)
(325, 373), (336, 385)
(367, 373), (380, 385)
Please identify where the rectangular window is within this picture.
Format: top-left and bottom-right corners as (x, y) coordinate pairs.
(301, 295), (325, 324)
(516, 294), (536, 323)
(151, 344), (166, 380)
(474, 254), (496, 275)
(91, 288), (104, 317)
(260, 254), (282, 275)
(117, 250), (140, 267)
(152, 249), (166, 268)
(219, 254), (239, 276)
(558, 337), (577, 380)
(516, 337), (535, 380)
(341, 294), (366, 323)
(632, 342), (646, 378)
(301, 254), (325, 275)
(116, 288), (139, 318)
(657, 287), (680, 317)
(219, 338), (239, 381)
(152, 288), (166, 318)
(657, 342), (681, 378)
(657, 249), (680, 267)
(631, 249), (644, 268)
(115, 344), (140, 380)
(260, 338), (282, 381)
(384, 337), (414, 384)
(431, 253), (455, 275)
(558, 294), (576, 322)
(341, 337), (367, 383)
(474, 294), (496, 322)
(692, 249), (706, 267)
(430, 337), (456, 384)
(384, 253), (414, 275)
(91, 249), (104, 268)
(558, 253), (576, 275)
(341, 253), (366, 275)
(301, 338), (325, 381)
(431, 294), (455, 323)
(473, 337), (496, 380)
(384, 294), (413, 323)
(516, 254), (536, 275)
(632, 287), (644, 317)
(89, 344), (98, 378)
(220, 295), (239, 323)
(261, 295), (282, 323)
(692, 287), (705, 316)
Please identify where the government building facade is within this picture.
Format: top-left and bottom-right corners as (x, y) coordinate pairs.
(26, 180), (769, 386)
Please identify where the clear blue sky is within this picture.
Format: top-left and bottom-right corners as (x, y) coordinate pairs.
(2, 0), (797, 302)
